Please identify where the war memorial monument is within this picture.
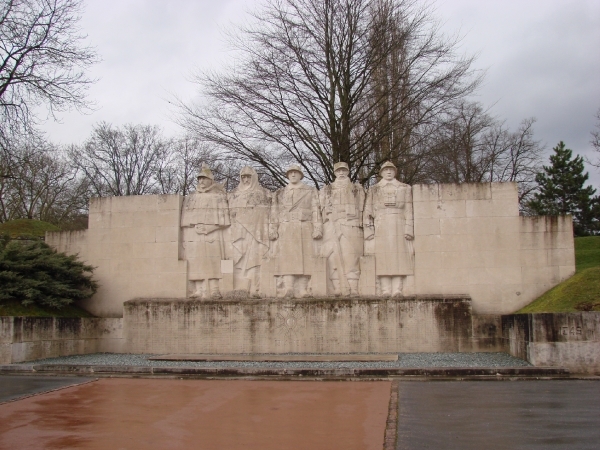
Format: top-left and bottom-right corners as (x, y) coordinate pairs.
(25, 155), (597, 373)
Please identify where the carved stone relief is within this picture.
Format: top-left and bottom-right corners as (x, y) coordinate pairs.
(269, 165), (322, 298)
(319, 162), (365, 297)
(180, 164), (230, 299)
(180, 161), (414, 299)
(228, 166), (271, 297)
(363, 161), (414, 297)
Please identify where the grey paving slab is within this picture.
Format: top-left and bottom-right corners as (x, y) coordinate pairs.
(0, 376), (95, 404)
(396, 380), (600, 450)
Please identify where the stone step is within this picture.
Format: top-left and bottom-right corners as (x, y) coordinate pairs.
(0, 364), (572, 379)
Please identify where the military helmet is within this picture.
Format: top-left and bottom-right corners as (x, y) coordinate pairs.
(285, 164), (304, 180)
(197, 163), (215, 180)
(379, 161), (397, 176)
(333, 162), (350, 173)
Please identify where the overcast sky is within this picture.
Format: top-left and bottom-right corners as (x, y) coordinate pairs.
(41, 0), (600, 185)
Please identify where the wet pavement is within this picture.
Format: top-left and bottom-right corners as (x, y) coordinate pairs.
(396, 380), (600, 450)
(0, 378), (390, 450)
(1, 376), (599, 449)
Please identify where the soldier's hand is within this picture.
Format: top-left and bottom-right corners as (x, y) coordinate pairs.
(269, 231), (278, 241)
(312, 229), (322, 240)
(405, 234), (414, 241)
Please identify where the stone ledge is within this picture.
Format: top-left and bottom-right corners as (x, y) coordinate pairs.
(125, 295), (471, 306)
(0, 364), (570, 379)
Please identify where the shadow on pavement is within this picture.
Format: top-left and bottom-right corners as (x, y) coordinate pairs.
(0, 376), (95, 404)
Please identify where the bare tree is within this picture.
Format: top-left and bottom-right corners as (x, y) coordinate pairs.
(0, 136), (87, 225)
(489, 118), (543, 205)
(0, 0), (97, 147)
(424, 101), (543, 209)
(71, 123), (174, 197)
(156, 135), (244, 195)
(426, 101), (495, 184)
(179, 0), (479, 187)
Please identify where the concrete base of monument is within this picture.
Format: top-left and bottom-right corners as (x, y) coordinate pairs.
(123, 296), (474, 354)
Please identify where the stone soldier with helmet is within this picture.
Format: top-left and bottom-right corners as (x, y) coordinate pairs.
(319, 162), (365, 296)
(269, 164), (322, 298)
(180, 164), (230, 299)
(363, 161), (414, 297)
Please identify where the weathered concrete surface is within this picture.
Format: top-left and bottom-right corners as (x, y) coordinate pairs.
(124, 296), (473, 354)
(503, 312), (600, 374)
(0, 317), (123, 364)
(149, 353), (399, 362)
(0, 376), (94, 404)
(0, 379), (390, 450)
(396, 380), (600, 450)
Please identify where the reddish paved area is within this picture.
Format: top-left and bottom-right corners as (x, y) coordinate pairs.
(0, 379), (391, 450)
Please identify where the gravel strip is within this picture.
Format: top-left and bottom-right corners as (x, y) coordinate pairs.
(23, 352), (530, 369)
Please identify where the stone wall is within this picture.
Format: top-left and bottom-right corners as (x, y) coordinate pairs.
(124, 297), (473, 354)
(502, 312), (600, 374)
(47, 195), (187, 317)
(412, 183), (574, 313)
(47, 182), (574, 318)
(0, 317), (123, 364)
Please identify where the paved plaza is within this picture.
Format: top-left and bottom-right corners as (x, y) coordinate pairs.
(0, 376), (599, 449)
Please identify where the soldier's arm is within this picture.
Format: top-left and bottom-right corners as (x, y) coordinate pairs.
(312, 188), (323, 239)
(404, 186), (414, 240)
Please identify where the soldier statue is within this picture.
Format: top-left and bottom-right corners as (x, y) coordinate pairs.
(181, 164), (230, 299)
(363, 161), (414, 297)
(319, 162), (365, 296)
(269, 164), (322, 298)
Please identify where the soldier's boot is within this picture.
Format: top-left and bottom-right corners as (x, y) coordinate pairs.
(298, 276), (311, 298)
(209, 279), (222, 299)
(189, 281), (203, 298)
(248, 268), (261, 298)
(283, 275), (296, 298)
(331, 279), (341, 297)
(391, 276), (403, 298)
(379, 276), (392, 297)
(348, 279), (359, 297)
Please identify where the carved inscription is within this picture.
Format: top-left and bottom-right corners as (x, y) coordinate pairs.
(561, 326), (583, 336)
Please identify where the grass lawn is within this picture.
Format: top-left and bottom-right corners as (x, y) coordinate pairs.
(518, 236), (600, 313)
(0, 219), (60, 239)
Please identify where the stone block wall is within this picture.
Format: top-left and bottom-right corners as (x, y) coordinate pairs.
(46, 182), (574, 318)
(0, 317), (123, 364)
(502, 313), (600, 374)
(47, 195), (187, 318)
(412, 183), (574, 314)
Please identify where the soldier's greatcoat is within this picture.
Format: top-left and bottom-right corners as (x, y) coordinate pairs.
(363, 179), (414, 276)
(319, 179), (365, 281)
(270, 183), (321, 275)
(181, 183), (230, 280)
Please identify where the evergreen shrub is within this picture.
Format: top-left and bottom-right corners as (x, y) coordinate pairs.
(0, 235), (97, 309)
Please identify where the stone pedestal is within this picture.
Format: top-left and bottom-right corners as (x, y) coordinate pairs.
(123, 296), (474, 354)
